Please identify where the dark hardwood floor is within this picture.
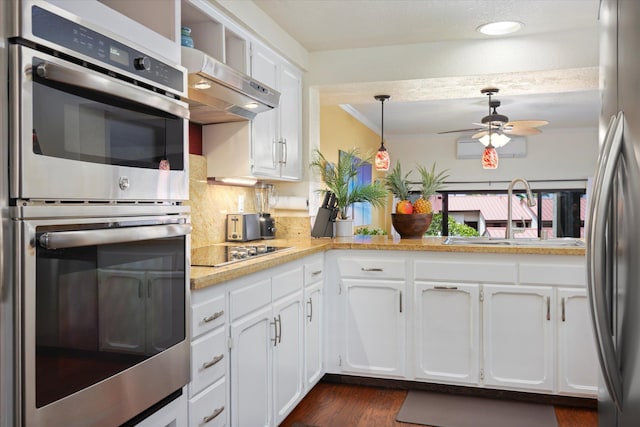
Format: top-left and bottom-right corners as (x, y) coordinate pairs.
(281, 382), (598, 427)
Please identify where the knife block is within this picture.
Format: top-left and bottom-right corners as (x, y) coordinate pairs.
(311, 206), (338, 238)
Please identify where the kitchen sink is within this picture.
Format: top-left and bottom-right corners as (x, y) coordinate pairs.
(443, 236), (585, 247)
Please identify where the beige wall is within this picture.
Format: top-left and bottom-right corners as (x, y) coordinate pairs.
(319, 106), (391, 231)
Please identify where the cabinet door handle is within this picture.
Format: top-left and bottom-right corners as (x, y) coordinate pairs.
(434, 285), (458, 290)
(361, 267), (383, 272)
(203, 310), (224, 323)
(311, 270), (322, 276)
(399, 290), (403, 313)
(281, 138), (288, 165)
(277, 314), (282, 344)
(307, 297), (313, 322)
(203, 406), (224, 424)
(202, 354), (224, 369)
(271, 317), (278, 346)
(546, 296), (551, 321)
(272, 138), (278, 167)
(561, 297), (566, 322)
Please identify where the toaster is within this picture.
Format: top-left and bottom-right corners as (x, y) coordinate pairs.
(226, 213), (261, 242)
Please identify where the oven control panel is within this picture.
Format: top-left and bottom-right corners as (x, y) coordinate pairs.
(29, 5), (184, 94)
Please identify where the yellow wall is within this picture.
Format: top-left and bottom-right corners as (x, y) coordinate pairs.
(319, 106), (391, 232)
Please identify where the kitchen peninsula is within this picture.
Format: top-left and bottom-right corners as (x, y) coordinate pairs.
(189, 236), (594, 426)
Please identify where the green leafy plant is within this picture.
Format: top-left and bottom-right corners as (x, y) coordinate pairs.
(310, 147), (387, 220)
(426, 213), (480, 237)
(355, 226), (388, 236)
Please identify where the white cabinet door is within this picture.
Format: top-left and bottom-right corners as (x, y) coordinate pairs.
(272, 291), (304, 425)
(278, 62), (302, 180)
(250, 43), (302, 180)
(304, 281), (323, 389)
(415, 282), (480, 385)
(251, 44), (280, 178)
(230, 305), (273, 427)
(342, 279), (405, 377)
(483, 285), (554, 392)
(135, 388), (187, 427)
(557, 288), (598, 396)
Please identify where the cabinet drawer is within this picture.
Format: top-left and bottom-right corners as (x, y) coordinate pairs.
(272, 266), (303, 301)
(192, 293), (226, 339)
(190, 327), (227, 397)
(415, 260), (517, 283)
(189, 377), (226, 427)
(519, 262), (586, 286)
(304, 260), (324, 285)
(337, 257), (405, 279)
(230, 278), (271, 321)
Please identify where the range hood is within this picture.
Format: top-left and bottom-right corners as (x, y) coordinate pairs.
(181, 47), (280, 124)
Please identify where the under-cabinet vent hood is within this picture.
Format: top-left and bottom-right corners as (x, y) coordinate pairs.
(181, 47), (280, 124)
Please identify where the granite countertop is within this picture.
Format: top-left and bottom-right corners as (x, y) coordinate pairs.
(190, 236), (586, 290)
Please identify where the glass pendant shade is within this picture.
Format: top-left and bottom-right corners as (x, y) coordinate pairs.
(375, 144), (390, 171)
(374, 94), (391, 171)
(482, 146), (499, 169)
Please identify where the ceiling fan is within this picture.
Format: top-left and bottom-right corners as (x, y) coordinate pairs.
(438, 87), (549, 142)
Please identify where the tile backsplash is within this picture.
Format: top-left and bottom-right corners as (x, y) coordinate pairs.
(186, 155), (310, 248)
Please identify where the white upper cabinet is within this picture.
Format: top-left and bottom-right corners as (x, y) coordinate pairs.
(251, 43), (303, 181)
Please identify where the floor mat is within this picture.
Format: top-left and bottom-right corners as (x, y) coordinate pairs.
(396, 390), (558, 427)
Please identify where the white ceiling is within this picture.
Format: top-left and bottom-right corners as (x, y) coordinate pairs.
(253, 0), (602, 137)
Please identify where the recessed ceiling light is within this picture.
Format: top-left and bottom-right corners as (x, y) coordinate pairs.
(477, 21), (524, 36)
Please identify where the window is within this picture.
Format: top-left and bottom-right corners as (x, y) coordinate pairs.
(432, 189), (586, 238)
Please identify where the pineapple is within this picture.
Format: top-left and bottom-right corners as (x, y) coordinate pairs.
(414, 163), (449, 214)
(384, 162), (413, 213)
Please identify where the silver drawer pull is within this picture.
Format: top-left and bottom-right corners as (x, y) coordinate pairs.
(203, 310), (224, 323)
(202, 354), (224, 369)
(361, 267), (383, 272)
(312, 270), (323, 276)
(203, 406), (224, 423)
(434, 286), (459, 290)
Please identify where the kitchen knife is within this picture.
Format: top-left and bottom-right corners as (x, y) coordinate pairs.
(321, 191), (331, 208)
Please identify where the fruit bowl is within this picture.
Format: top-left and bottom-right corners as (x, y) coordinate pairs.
(391, 213), (433, 239)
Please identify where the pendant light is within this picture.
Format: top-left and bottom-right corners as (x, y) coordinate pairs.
(482, 127), (499, 169)
(374, 94), (391, 171)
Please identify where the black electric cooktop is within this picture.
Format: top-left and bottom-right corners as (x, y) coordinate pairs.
(191, 244), (293, 267)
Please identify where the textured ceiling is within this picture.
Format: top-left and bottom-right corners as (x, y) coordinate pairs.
(253, 0), (601, 136)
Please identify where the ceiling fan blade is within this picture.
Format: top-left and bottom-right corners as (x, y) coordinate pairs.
(472, 131), (489, 139)
(503, 127), (542, 136)
(437, 127), (484, 135)
(504, 120), (549, 128)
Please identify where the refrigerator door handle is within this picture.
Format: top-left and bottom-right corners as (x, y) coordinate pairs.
(587, 111), (624, 412)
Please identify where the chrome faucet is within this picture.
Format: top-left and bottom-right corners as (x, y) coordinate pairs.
(506, 178), (536, 239)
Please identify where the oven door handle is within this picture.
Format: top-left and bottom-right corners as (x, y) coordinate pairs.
(39, 224), (192, 249)
(34, 61), (190, 120)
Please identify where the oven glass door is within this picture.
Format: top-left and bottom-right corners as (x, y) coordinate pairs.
(12, 44), (189, 201)
(30, 219), (187, 409)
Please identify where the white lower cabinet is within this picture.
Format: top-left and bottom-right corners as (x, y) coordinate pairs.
(135, 387), (188, 427)
(229, 264), (305, 427)
(414, 282), (480, 385)
(483, 285), (555, 392)
(342, 279), (406, 377)
(303, 256), (324, 390)
(557, 288), (598, 396)
(189, 283), (229, 427)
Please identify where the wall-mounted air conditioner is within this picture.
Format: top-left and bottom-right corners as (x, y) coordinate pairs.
(456, 136), (527, 159)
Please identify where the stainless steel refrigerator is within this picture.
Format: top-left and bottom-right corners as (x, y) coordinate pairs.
(0, 2), (12, 426)
(588, 0), (640, 426)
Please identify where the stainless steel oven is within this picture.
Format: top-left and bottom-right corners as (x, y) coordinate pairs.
(6, 1), (193, 426)
(14, 205), (191, 427)
(9, 0), (189, 202)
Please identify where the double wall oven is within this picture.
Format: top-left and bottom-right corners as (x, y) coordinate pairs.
(9, 1), (191, 426)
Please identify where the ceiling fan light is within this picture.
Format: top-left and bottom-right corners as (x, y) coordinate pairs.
(477, 21), (523, 36)
(479, 133), (511, 148)
(482, 146), (499, 169)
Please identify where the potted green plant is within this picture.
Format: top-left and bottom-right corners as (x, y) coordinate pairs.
(310, 147), (388, 236)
